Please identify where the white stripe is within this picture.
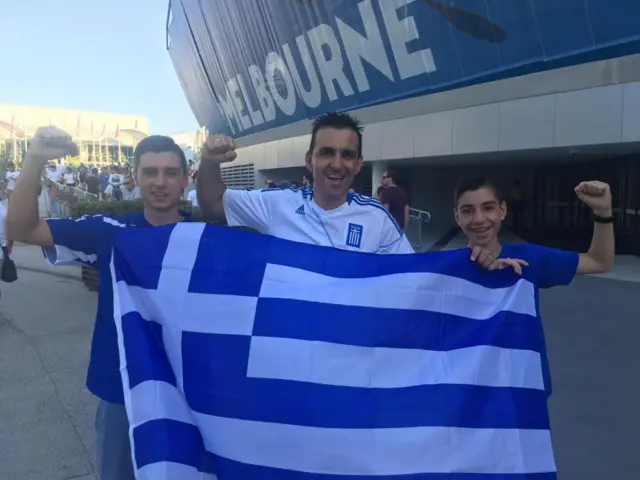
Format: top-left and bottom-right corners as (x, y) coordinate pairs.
(111, 258), (138, 472)
(101, 216), (128, 228)
(116, 284), (257, 336)
(195, 414), (556, 475)
(138, 462), (217, 480)
(127, 382), (556, 476)
(158, 222), (206, 291)
(260, 264), (536, 319)
(43, 245), (98, 265)
(247, 338), (544, 390)
(129, 381), (195, 428)
(158, 223), (205, 387)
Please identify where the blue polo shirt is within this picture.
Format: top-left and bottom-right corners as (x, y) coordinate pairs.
(44, 212), (191, 404)
(498, 242), (579, 396)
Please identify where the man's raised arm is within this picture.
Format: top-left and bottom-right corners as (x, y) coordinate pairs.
(196, 134), (237, 221)
(7, 127), (78, 246)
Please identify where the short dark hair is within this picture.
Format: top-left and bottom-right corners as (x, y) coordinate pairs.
(308, 112), (364, 157)
(454, 176), (503, 206)
(385, 170), (398, 183)
(133, 135), (187, 172)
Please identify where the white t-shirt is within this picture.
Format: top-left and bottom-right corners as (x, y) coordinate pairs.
(5, 171), (19, 191)
(54, 163), (66, 182)
(63, 172), (76, 185)
(187, 189), (198, 207)
(223, 187), (414, 254)
(0, 203), (7, 260)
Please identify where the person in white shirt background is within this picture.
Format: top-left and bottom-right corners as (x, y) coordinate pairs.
(187, 171), (198, 207)
(0, 200), (13, 293)
(197, 112), (523, 269)
(63, 166), (77, 188)
(5, 163), (20, 199)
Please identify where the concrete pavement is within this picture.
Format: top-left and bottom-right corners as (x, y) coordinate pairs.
(0, 260), (97, 480)
(0, 246), (638, 479)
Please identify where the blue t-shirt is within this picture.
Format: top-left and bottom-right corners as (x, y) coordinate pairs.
(44, 212), (191, 404)
(499, 243), (579, 395)
(98, 174), (110, 192)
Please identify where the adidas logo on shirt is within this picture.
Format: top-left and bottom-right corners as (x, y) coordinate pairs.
(295, 205), (305, 216)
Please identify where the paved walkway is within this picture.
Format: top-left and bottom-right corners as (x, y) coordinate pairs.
(0, 258), (97, 480)
(0, 247), (638, 479)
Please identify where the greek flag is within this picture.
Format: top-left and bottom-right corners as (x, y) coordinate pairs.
(112, 223), (556, 479)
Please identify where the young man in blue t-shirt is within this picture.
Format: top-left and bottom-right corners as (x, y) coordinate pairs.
(452, 176), (614, 280)
(7, 126), (191, 480)
(453, 176), (614, 399)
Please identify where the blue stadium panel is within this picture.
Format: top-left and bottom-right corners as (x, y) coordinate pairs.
(166, 0), (640, 138)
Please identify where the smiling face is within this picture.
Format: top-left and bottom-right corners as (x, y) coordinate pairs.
(455, 186), (506, 249)
(135, 151), (188, 212)
(305, 126), (362, 209)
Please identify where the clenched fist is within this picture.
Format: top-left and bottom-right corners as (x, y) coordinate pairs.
(574, 181), (612, 217)
(27, 126), (78, 162)
(201, 134), (237, 165)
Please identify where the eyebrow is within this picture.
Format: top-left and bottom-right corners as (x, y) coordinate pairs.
(459, 200), (498, 208)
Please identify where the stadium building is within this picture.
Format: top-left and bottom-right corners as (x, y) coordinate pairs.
(167, 0), (640, 254)
(0, 104), (149, 165)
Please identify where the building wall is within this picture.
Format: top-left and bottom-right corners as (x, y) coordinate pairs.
(0, 104), (149, 144)
(227, 55), (640, 172)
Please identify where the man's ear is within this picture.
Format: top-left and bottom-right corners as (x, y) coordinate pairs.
(305, 152), (313, 173)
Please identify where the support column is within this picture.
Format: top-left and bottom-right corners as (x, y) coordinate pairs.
(372, 161), (388, 198)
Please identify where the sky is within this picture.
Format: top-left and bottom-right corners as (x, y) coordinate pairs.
(0, 0), (198, 135)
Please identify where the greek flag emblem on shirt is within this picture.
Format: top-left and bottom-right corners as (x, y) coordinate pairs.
(346, 223), (363, 248)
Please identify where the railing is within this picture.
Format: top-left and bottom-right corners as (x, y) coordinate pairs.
(41, 179), (98, 218)
(406, 207), (432, 252)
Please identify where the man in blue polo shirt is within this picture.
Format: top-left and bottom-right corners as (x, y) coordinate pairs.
(7, 126), (191, 480)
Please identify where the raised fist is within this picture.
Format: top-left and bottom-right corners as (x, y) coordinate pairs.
(574, 181), (612, 217)
(27, 126), (78, 162)
(201, 134), (237, 165)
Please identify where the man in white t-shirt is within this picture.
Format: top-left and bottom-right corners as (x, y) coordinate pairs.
(5, 163), (20, 197)
(197, 112), (517, 267)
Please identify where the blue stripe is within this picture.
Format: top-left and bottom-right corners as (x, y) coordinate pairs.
(133, 419), (556, 479)
(253, 298), (542, 352)
(352, 195), (402, 234)
(123, 312), (176, 389)
(263, 238), (536, 286)
(115, 225), (536, 291)
(133, 419), (215, 472)
(113, 223), (176, 289)
(181, 332), (549, 430)
(188, 225), (268, 296)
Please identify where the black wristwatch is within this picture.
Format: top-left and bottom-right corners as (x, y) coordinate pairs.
(593, 214), (614, 224)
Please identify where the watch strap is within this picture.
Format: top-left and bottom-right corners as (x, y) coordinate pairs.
(593, 214), (614, 224)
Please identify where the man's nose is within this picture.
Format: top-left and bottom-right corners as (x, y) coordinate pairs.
(472, 210), (486, 223)
(329, 153), (343, 169)
(153, 172), (169, 186)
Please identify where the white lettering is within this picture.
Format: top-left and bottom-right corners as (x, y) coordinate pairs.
(283, 36), (322, 109)
(336, 0), (393, 92)
(379, 0), (436, 80)
(307, 24), (354, 101)
(217, 86), (240, 135)
(248, 65), (276, 122)
(227, 77), (253, 130)
(237, 75), (264, 127)
(265, 52), (297, 116)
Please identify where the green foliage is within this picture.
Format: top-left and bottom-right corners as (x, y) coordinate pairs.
(69, 200), (259, 232)
(70, 200), (207, 221)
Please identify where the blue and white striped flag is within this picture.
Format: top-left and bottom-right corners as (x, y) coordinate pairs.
(112, 223), (556, 479)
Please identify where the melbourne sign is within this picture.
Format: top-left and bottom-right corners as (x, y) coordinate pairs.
(168, 0), (640, 138)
